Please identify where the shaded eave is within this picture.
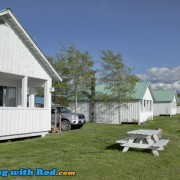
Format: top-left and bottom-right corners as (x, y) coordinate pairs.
(0, 9), (62, 82)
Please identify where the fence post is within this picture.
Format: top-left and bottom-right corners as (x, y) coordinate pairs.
(58, 113), (62, 133)
(53, 108), (57, 134)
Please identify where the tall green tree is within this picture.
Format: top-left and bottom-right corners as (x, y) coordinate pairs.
(55, 44), (95, 112)
(51, 54), (70, 106)
(99, 49), (139, 124)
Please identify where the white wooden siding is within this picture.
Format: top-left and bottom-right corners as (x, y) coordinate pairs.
(69, 102), (90, 122)
(177, 106), (180, 114)
(143, 87), (153, 101)
(121, 102), (140, 123)
(69, 87), (154, 124)
(0, 108), (50, 140)
(153, 102), (177, 116)
(140, 111), (153, 122)
(95, 101), (141, 124)
(171, 102), (177, 115)
(139, 87), (153, 122)
(0, 77), (18, 87)
(95, 102), (119, 124)
(0, 20), (50, 80)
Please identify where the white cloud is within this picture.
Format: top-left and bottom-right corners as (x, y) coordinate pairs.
(138, 66), (180, 93)
(147, 66), (180, 83)
(151, 82), (180, 90)
(137, 74), (149, 81)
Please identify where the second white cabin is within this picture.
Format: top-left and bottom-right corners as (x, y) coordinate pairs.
(69, 81), (154, 124)
(153, 90), (177, 116)
(95, 82), (153, 124)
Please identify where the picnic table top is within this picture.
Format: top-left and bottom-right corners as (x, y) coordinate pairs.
(127, 129), (160, 136)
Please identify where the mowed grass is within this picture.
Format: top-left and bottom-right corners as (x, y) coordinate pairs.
(0, 115), (180, 180)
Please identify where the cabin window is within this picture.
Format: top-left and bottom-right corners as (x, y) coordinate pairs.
(144, 100), (146, 108)
(147, 100), (149, 111)
(0, 86), (16, 107)
(0, 86), (3, 106)
(51, 108), (55, 114)
(141, 100), (143, 111)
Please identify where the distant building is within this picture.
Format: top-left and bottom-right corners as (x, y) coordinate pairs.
(69, 81), (154, 124)
(177, 97), (180, 114)
(153, 90), (177, 116)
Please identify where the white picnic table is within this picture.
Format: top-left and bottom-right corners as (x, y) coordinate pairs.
(116, 129), (169, 156)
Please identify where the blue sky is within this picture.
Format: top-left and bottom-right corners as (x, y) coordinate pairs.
(1, 0), (180, 91)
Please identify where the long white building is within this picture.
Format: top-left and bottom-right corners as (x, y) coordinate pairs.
(69, 81), (154, 124)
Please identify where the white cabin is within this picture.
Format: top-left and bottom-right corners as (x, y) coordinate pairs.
(95, 82), (153, 124)
(0, 9), (61, 140)
(153, 90), (177, 116)
(69, 81), (154, 124)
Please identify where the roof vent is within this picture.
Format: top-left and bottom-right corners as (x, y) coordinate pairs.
(0, 19), (6, 25)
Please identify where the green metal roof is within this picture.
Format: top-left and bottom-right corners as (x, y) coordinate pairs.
(95, 84), (111, 95)
(152, 89), (176, 102)
(133, 82), (150, 99)
(68, 81), (151, 101)
(96, 81), (150, 100)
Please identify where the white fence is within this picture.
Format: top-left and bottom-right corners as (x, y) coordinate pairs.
(0, 108), (50, 140)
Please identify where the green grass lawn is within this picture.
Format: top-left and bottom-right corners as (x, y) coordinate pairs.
(0, 115), (180, 180)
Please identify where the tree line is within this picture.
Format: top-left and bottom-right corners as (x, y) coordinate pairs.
(42, 44), (139, 123)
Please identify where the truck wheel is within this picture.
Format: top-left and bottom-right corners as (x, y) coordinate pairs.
(61, 120), (71, 131)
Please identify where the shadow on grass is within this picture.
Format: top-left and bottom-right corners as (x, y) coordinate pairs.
(0, 136), (41, 143)
(106, 143), (124, 151)
(106, 143), (152, 155)
(176, 129), (180, 134)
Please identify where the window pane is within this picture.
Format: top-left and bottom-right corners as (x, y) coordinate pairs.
(0, 86), (3, 106)
(5, 87), (16, 107)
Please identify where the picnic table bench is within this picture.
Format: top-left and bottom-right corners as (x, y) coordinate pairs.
(116, 138), (129, 145)
(116, 129), (169, 156)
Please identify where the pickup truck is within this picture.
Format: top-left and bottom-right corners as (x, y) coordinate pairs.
(51, 105), (86, 131)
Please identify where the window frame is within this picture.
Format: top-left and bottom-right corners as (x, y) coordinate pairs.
(0, 86), (16, 107)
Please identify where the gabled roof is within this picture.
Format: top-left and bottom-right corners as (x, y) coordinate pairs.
(152, 89), (177, 102)
(0, 9), (62, 81)
(96, 81), (151, 100)
(133, 81), (150, 99)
